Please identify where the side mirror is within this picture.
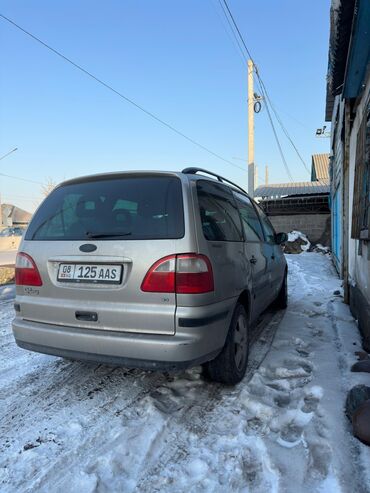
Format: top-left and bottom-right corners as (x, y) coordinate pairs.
(275, 232), (288, 245)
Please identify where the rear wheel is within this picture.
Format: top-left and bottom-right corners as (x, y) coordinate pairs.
(275, 271), (288, 309)
(203, 303), (249, 385)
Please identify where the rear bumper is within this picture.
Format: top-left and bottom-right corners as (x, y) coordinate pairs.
(15, 340), (220, 370)
(12, 300), (235, 369)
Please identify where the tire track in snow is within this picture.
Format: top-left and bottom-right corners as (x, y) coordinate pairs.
(0, 298), (284, 493)
(133, 311), (284, 492)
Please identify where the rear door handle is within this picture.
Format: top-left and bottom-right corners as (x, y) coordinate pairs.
(271, 254), (275, 260)
(75, 311), (98, 322)
(250, 256), (257, 265)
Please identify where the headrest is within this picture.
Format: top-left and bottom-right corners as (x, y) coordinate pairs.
(75, 197), (102, 218)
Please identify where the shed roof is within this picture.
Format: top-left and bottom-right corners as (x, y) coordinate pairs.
(325, 0), (370, 120)
(254, 180), (330, 199)
(1, 204), (32, 224)
(311, 154), (330, 181)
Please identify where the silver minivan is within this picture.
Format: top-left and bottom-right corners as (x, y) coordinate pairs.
(13, 168), (287, 384)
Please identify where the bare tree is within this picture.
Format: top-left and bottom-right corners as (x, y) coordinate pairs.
(41, 177), (57, 198)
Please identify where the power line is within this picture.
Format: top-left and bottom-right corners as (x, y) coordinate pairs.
(256, 83), (293, 181)
(2, 193), (39, 200)
(257, 78), (310, 173)
(221, 0), (254, 61)
(0, 13), (246, 175)
(214, 0), (245, 63)
(219, 1), (293, 180)
(254, 69), (310, 173)
(219, 1), (308, 179)
(0, 148), (18, 161)
(0, 172), (42, 185)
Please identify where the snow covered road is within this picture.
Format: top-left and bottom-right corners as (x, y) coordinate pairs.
(1, 253), (370, 493)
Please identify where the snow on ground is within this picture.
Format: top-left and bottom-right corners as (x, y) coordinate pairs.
(0, 284), (15, 302)
(1, 253), (370, 493)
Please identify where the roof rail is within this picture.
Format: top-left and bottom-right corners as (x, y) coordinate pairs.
(182, 167), (248, 195)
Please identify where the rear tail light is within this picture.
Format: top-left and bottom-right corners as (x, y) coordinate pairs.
(141, 254), (214, 294)
(176, 255), (214, 294)
(141, 255), (176, 293)
(15, 252), (43, 286)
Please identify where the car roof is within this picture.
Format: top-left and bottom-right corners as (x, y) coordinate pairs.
(56, 168), (249, 197)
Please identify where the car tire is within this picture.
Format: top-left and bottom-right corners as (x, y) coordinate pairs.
(203, 303), (249, 385)
(275, 271), (288, 309)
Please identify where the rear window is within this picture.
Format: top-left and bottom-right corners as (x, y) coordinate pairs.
(26, 176), (185, 241)
(233, 192), (264, 242)
(196, 180), (243, 242)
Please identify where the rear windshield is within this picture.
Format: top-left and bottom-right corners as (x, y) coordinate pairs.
(26, 176), (185, 241)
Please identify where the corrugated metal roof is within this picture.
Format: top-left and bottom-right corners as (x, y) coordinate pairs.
(311, 154), (330, 180)
(325, 0), (356, 120)
(255, 179), (330, 199)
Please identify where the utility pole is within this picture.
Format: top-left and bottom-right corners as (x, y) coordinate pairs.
(247, 59), (255, 198)
(254, 165), (258, 191)
(265, 165), (269, 185)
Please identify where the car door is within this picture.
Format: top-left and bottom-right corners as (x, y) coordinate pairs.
(233, 192), (270, 321)
(255, 205), (285, 298)
(195, 180), (247, 303)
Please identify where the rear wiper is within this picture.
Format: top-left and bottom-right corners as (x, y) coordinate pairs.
(85, 231), (132, 239)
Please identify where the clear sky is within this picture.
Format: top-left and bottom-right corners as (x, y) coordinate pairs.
(0, 0), (331, 212)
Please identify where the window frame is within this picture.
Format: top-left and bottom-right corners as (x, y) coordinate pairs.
(352, 97), (370, 241)
(25, 176), (185, 241)
(196, 180), (244, 243)
(233, 191), (266, 243)
(254, 203), (278, 245)
(360, 99), (370, 238)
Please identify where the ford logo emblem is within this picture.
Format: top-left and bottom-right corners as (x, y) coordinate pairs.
(79, 244), (97, 253)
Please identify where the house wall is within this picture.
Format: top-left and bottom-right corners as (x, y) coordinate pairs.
(269, 213), (331, 246)
(348, 72), (370, 347)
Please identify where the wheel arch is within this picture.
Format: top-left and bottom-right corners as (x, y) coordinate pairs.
(237, 289), (252, 325)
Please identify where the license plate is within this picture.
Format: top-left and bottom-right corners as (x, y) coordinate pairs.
(57, 264), (122, 284)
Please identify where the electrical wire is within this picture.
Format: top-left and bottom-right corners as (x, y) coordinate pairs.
(259, 81), (310, 173)
(221, 0), (254, 60)
(220, 0), (308, 178)
(256, 82), (293, 181)
(0, 148), (18, 161)
(2, 194), (39, 202)
(0, 172), (42, 185)
(0, 13), (247, 175)
(214, 0), (246, 63)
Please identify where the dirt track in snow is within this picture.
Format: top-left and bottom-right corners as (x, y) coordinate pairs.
(1, 254), (370, 493)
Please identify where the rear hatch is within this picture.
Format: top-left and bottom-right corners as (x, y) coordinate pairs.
(17, 173), (190, 335)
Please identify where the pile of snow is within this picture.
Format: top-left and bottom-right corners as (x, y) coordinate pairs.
(284, 230), (311, 254)
(311, 244), (331, 254)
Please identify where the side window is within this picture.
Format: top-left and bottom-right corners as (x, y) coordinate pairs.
(233, 192), (264, 242)
(256, 205), (276, 244)
(197, 181), (243, 241)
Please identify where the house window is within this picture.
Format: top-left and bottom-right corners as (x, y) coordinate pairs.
(352, 98), (370, 240)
